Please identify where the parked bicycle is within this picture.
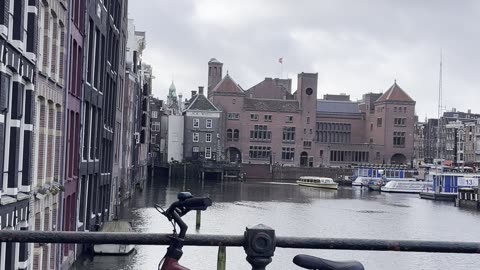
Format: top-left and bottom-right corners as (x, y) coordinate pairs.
(156, 192), (364, 270)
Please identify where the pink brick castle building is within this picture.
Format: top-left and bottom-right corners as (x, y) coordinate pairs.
(207, 58), (416, 167)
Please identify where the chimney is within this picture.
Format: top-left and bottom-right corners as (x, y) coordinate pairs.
(191, 91), (197, 98)
(468, 109), (472, 114)
(198, 86), (204, 95)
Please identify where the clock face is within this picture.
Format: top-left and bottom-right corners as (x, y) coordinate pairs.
(305, 88), (313, 96)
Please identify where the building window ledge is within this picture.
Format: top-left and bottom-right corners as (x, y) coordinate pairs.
(0, 195), (18, 205)
(0, 26), (7, 38)
(19, 185), (31, 193)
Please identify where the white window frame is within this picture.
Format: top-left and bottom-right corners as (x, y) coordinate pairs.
(193, 132), (199, 142)
(193, 146), (199, 153)
(152, 111), (158, 118)
(206, 133), (212, 143)
(193, 119), (199, 128)
(206, 119), (212, 128)
(205, 147), (212, 159)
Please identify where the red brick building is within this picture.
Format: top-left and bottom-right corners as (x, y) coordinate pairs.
(208, 58), (416, 167)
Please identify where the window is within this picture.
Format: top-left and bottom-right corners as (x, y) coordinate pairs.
(205, 147), (212, 159)
(152, 111), (158, 118)
(330, 150), (369, 162)
(393, 131), (406, 147)
(370, 123), (373, 131)
(249, 146), (271, 160)
(282, 127), (296, 142)
(227, 113), (240, 120)
(227, 129), (233, 141)
(307, 117), (310, 124)
(193, 133), (199, 142)
(233, 129), (239, 141)
(376, 152), (381, 160)
(250, 125), (271, 141)
(206, 133), (212, 142)
(193, 147), (199, 153)
(151, 122), (160, 131)
(264, 115), (272, 122)
(320, 150), (324, 157)
(286, 115), (293, 123)
(377, 118), (383, 127)
(193, 119), (199, 128)
(206, 119), (213, 128)
(282, 147), (295, 161)
(151, 134), (156, 143)
(250, 113), (259, 121)
(394, 107), (397, 113)
(232, 98), (236, 104)
(403, 107), (407, 113)
(303, 141), (312, 149)
(394, 118), (406, 127)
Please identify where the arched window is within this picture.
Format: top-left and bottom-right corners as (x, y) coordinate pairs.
(233, 129), (239, 141)
(227, 129), (233, 141)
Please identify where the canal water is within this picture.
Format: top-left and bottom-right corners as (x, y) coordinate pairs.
(72, 178), (480, 270)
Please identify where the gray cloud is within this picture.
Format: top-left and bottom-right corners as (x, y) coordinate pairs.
(130, 0), (480, 118)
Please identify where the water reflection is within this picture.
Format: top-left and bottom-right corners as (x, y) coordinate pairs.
(72, 178), (480, 270)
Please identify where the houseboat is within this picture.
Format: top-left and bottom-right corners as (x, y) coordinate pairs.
(297, 176), (338, 190)
(419, 173), (480, 201)
(381, 181), (432, 194)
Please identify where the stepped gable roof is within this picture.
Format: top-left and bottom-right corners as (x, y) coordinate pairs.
(316, 100), (361, 114)
(243, 98), (300, 113)
(185, 93), (219, 111)
(211, 73), (244, 95)
(376, 81), (415, 103)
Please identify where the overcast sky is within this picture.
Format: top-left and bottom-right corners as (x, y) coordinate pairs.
(129, 0), (480, 119)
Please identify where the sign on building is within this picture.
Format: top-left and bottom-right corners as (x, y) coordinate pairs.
(458, 177), (479, 187)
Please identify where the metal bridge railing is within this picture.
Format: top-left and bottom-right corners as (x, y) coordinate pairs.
(1, 225), (480, 270)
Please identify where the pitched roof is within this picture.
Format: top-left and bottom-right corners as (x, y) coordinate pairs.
(243, 98), (300, 113)
(376, 82), (415, 103)
(185, 93), (219, 111)
(211, 74), (244, 95)
(317, 100), (361, 114)
(246, 78), (294, 100)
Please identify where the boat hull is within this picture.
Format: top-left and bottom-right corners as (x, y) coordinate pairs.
(94, 244), (135, 255)
(297, 181), (338, 190)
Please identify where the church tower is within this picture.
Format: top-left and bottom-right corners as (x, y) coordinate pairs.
(208, 58), (223, 97)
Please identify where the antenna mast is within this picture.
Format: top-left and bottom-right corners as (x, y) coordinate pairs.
(436, 50), (443, 160)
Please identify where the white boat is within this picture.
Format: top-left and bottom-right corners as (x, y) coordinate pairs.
(297, 176), (338, 190)
(352, 176), (380, 186)
(94, 221), (136, 255)
(381, 181), (432, 194)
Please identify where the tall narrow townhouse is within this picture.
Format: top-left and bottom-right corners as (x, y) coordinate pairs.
(32, 1), (67, 270)
(78, 0), (126, 239)
(60, 0), (85, 267)
(0, 0), (38, 269)
(111, 0), (128, 220)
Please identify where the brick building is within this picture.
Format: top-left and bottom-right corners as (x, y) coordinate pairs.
(0, 0), (38, 268)
(183, 87), (222, 161)
(208, 58), (416, 167)
(32, 1), (68, 269)
(77, 0), (127, 241)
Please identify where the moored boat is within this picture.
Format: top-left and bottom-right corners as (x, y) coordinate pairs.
(381, 181), (432, 194)
(367, 179), (384, 191)
(297, 176), (338, 190)
(94, 221), (136, 255)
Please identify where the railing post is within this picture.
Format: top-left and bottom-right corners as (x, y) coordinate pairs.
(217, 246), (226, 270)
(243, 224), (276, 270)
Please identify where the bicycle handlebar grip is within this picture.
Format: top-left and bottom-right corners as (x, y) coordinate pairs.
(180, 197), (212, 209)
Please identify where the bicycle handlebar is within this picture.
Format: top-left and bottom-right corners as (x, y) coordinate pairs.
(179, 197), (212, 210)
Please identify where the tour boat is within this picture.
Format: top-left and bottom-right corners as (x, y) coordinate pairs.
(297, 176), (338, 190)
(381, 181), (432, 194)
(94, 221), (136, 255)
